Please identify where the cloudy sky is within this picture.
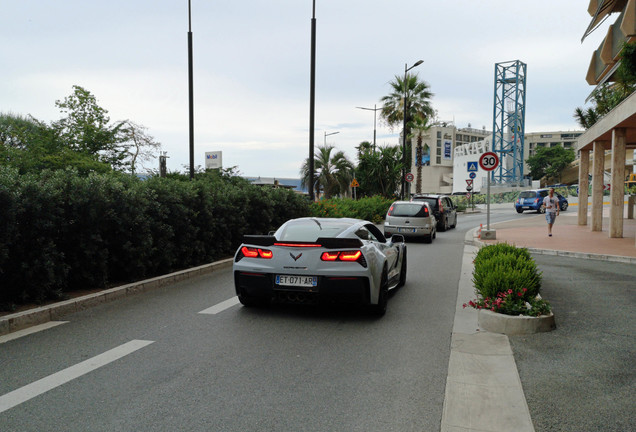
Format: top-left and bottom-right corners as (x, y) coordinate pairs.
(2, 1), (608, 178)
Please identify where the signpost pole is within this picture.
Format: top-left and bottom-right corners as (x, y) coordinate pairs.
(487, 172), (491, 230)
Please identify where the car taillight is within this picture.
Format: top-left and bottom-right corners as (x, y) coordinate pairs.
(387, 205), (394, 216)
(321, 250), (362, 262)
(535, 198), (540, 203)
(240, 246), (273, 259)
(439, 198), (444, 213)
(424, 207), (429, 217)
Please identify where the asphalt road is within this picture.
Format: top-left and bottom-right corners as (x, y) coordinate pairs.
(0, 208), (527, 432)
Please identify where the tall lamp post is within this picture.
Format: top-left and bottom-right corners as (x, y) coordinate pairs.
(324, 130), (339, 146)
(401, 59), (424, 199)
(355, 105), (381, 152)
(187, 0), (195, 180)
(308, 0), (317, 200)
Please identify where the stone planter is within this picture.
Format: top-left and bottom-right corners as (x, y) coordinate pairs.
(478, 309), (556, 335)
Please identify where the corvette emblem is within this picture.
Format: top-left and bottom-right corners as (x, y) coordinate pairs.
(290, 252), (302, 261)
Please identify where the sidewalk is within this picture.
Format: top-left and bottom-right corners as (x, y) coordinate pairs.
(441, 205), (635, 431)
(477, 205), (636, 263)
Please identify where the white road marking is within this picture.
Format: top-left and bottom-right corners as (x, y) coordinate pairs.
(0, 339), (154, 413)
(0, 321), (69, 344)
(198, 296), (240, 315)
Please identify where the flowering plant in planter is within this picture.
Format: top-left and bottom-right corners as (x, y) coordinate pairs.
(464, 288), (551, 317)
(465, 243), (551, 317)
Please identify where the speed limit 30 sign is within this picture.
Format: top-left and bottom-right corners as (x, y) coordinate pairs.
(479, 152), (499, 171)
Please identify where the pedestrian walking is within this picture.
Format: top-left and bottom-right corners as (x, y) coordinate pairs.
(543, 187), (560, 236)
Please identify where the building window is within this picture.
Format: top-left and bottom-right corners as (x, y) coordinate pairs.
(437, 131), (441, 138)
(436, 156), (441, 164)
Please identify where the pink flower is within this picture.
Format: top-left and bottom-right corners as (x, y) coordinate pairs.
(508, 289), (513, 294)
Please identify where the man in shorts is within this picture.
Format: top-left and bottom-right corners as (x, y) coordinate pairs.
(543, 187), (560, 237)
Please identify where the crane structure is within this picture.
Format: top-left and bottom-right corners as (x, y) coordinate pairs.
(491, 60), (527, 186)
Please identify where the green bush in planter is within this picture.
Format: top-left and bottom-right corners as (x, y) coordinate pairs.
(468, 243), (549, 316)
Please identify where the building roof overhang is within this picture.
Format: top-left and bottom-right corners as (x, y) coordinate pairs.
(577, 91), (636, 151)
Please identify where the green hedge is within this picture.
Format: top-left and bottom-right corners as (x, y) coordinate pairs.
(0, 167), (309, 310)
(308, 196), (394, 224)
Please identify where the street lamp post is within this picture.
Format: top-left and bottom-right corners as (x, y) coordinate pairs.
(401, 59), (424, 200)
(188, 0), (195, 180)
(355, 104), (381, 152)
(324, 130), (339, 146)
(309, 0), (317, 201)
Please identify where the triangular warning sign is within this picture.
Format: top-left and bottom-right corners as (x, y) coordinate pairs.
(351, 179), (360, 187)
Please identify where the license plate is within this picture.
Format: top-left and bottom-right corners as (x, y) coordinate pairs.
(398, 228), (416, 233)
(276, 275), (317, 287)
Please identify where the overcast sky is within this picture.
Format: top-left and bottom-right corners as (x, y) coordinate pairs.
(1, 1), (608, 177)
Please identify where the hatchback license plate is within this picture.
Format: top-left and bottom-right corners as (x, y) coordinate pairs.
(398, 228), (416, 233)
(276, 275), (317, 287)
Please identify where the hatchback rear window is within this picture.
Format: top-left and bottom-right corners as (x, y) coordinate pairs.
(519, 191), (536, 198)
(390, 203), (429, 217)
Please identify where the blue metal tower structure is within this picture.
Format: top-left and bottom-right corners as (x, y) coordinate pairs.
(491, 60), (527, 185)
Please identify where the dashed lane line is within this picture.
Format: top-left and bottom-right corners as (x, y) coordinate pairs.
(0, 321), (68, 344)
(0, 339), (154, 413)
(198, 296), (241, 315)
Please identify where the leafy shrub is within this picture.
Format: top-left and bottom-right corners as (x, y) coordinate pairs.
(0, 167), (309, 309)
(309, 196), (393, 223)
(467, 243), (549, 316)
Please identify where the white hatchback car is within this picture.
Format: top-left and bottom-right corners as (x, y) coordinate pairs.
(383, 201), (437, 243)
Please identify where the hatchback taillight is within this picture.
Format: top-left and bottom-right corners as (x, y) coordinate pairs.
(387, 205), (394, 216)
(439, 198), (444, 213)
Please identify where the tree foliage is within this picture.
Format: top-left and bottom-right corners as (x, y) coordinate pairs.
(300, 145), (354, 199)
(355, 144), (402, 198)
(1, 85), (160, 175)
(526, 146), (575, 183)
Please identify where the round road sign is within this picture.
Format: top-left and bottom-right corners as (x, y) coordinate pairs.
(469, 172), (476, 179)
(479, 152), (499, 171)
(405, 172), (414, 182)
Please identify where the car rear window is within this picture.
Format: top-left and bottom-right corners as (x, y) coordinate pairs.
(412, 197), (438, 209)
(390, 203), (429, 217)
(519, 191), (536, 198)
(276, 219), (349, 241)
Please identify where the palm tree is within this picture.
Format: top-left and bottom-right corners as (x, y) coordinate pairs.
(380, 73), (434, 169)
(301, 145), (354, 199)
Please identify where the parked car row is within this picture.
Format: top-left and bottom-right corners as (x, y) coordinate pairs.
(383, 194), (458, 243)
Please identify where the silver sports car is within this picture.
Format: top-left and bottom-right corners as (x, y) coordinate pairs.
(233, 217), (407, 315)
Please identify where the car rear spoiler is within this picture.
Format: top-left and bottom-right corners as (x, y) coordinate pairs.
(242, 235), (362, 249)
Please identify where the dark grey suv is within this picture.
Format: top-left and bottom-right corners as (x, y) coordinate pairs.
(411, 194), (458, 232)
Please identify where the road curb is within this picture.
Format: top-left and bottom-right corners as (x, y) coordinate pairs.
(0, 258), (234, 337)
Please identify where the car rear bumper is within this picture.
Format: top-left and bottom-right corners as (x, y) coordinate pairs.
(384, 224), (433, 237)
(234, 271), (371, 305)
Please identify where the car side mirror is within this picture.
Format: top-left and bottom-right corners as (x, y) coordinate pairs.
(390, 234), (405, 244)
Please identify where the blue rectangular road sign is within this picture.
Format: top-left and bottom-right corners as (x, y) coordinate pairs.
(467, 161), (478, 172)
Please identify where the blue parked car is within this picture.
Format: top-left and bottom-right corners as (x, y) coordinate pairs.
(514, 189), (568, 214)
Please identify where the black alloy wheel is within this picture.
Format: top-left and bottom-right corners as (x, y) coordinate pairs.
(372, 269), (389, 316)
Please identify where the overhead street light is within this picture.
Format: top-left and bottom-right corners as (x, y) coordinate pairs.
(401, 59), (424, 200)
(355, 105), (381, 152)
(324, 130), (339, 145)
